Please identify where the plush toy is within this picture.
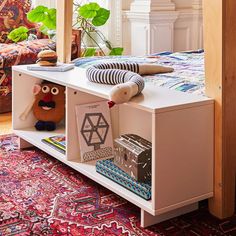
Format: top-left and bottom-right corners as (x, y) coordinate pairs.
(37, 50), (58, 66)
(31, 81), (65, 131)
(86, 62), (173, 107)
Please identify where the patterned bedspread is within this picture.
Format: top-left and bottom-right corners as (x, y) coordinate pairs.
(0, 39), (80, 96)
(0, 39), (55, 96)
(74, 50), (205, 96)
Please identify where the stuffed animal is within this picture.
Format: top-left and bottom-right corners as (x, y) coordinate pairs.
(37, 50), (58, 66)
(32, 81), (65, 131)
(86, 62), (173, 107)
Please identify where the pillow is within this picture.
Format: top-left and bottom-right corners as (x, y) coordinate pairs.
(0, 0), (35, 43)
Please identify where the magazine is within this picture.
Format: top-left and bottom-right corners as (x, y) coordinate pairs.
(75, 101), (113, 162)
(27, 63), (74, 72)
(42, 135), (66, 154)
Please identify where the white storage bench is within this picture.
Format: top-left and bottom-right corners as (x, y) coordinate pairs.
(12, 65), (214, 227)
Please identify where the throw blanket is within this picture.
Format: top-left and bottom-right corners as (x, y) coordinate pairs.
(75, 50), (205, 96)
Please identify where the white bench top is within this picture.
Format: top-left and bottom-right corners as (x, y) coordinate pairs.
(13, 65), (214, 113)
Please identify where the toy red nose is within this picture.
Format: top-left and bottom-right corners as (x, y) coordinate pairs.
(43, 93), (53, 102)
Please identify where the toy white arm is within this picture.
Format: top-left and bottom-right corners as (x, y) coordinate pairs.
(19, 84), (41, 121)
(19, 98), (36, 121)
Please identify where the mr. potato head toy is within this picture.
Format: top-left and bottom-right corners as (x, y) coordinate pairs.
(19, 49), (65, 131)
(20, 81), (65, 131)
(32, 81), (65, 131)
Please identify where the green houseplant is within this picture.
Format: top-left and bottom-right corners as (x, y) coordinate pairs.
(74, 2), (123, 56)
(8, 2), (123, 57)
(8, 5), (56, 42)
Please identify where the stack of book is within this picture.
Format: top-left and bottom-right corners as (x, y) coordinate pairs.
(42, 135), (66, 154)
(96, 158), (151, 200)
(96, 134), (152, 200)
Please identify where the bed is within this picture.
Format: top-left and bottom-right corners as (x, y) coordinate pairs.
(74, 50), (206, 96)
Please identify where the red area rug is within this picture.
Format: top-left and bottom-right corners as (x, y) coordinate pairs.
(0, 135), (235, 235)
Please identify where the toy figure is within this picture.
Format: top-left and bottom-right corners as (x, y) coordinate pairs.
(32, 81), (65, 131)
(86, 62), (173, 107)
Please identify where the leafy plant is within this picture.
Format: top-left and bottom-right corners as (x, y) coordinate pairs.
(79, 3), (109, 26)
(74, 2), (123, 56)
(28, 6), (56, 29)
(8, 26), (29, 42)
(8, 2), (124, 57)
(8, 5), (56, 42)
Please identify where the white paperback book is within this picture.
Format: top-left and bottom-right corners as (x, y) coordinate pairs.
(27, 63), (75, 72)
(75, 100), (113, 162)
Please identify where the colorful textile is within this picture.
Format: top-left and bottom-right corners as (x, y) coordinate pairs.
(75, 51), (206, 96)
(0, 134), (236, 235)
(0, 39), (55, 69)
(0, 1), (80, 97)
(0, 68), (11, 96)
(0, 0), (34, 43)
(0, 0), (47, 97)
(0, 38), (79, 96)
(0, 39), (55, 96)
(96, 158), (152, 200)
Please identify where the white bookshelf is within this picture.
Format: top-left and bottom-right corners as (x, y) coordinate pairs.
(12, 65), (214, 227)
(14, 128), (153, 213)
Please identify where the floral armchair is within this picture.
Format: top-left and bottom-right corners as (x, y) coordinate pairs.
(0, 0), (81, 113)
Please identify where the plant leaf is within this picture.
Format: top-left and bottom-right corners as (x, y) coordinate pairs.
(43, 8), (56, 29)
(7, 26), (29, 42)
(79, 3), (100, 19)
(109, 47), (124, 56)
(84, 48), (96, 57)
(92, 8), (110, 26)
(27, 5), (48, 23)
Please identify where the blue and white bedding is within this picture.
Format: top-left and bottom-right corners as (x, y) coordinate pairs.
(74, 50), (205, 96)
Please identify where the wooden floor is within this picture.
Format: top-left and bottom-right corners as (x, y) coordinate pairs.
(0, 113), (12, 135)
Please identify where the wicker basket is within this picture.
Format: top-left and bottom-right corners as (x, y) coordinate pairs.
(0, 93), (12, 114)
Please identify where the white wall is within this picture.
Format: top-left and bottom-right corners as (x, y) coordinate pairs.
(123, 0), (203, 55)
(122, 0), (132, 10)
(174, 9), (203, 52)
(32, 0), (56, 8)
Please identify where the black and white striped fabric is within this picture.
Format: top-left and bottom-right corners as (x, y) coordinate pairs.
(86, 62), (145, 95)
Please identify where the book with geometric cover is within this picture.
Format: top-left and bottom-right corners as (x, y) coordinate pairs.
(42, 135), (66, 154)
(96, 159), (151, 200)
(75, 101), (113, 162)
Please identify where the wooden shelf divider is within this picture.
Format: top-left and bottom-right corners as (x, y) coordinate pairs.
(203, 0), (236, 218)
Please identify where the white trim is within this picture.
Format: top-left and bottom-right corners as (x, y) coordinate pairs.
(124, 11), (179, 55)
(32, 0), (56, 8)
(123, 0), (203, 54)
(130, 0), (175, 12)
(108, 0), (123, 47)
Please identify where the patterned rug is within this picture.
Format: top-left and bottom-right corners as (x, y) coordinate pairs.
(0, 135), (235, 236)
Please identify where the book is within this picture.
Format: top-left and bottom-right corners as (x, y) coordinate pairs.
(96, 159), (151, 200)
(75, 101), (113, 162)
(42, 135), (66, 154)
(27, 63), (74, 72)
